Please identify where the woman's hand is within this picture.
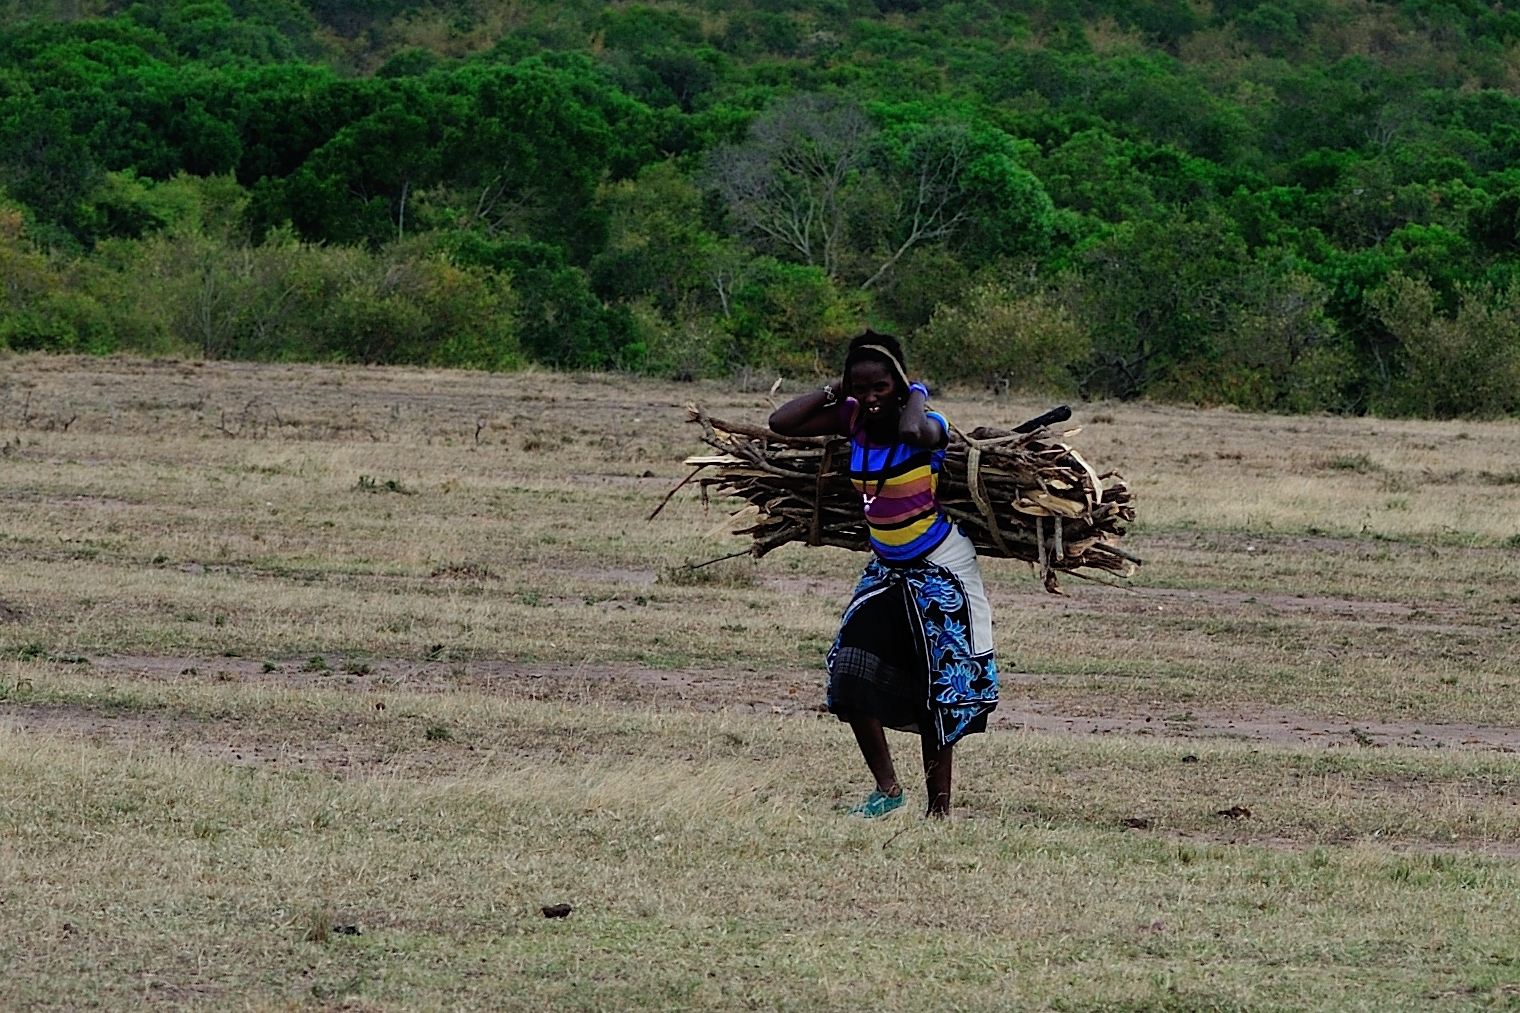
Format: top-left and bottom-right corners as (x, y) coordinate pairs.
(768, 385), (846, 437)
(897, 382), (946, 448)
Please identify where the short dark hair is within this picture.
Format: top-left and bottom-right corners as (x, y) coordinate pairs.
(843, 330), (908, 390)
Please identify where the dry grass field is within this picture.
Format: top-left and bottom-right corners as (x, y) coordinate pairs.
(2, 353), (1520, 1011)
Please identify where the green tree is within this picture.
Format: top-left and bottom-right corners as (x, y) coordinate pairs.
(1068, 214), (1254, 399)
(1158, 270), (1354, 413)
(447, 234), (630, 369)
(725, 258), (864, 374)
(856, 121), (1053, 288)
(590, 160), (720, 317)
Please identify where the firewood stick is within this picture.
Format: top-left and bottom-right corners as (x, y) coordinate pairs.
(648, 464), (709, 521)
(667, 404), (1137, 590)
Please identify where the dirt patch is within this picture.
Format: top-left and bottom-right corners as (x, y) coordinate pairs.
(1, 676), (562, 776)
(564, 565), (851, 597)
(989, 695), (1520, 752)
(565, 554), (1505, 635)
(1124, 585), (1415, 616)
(563, 567), (658, 586)
(56, 654), (1520, 755)
(1153, 830), (1520, 859)
(1092, 584), (1495, 635)
(2, 702), (423, 775)
(80, 653), (825, 712)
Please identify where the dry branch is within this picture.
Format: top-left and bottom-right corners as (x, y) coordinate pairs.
(668, 404), (1139, 593)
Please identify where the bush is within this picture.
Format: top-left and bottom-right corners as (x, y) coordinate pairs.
(0, 206), (162, 354)
(119, 230), (520, 367)
(1150, 271), (1354, 413)
(589, 161), (720, 318)
(873, 245), (970, 330)
(913, 282), (1089, 392)
(1066, 214), (1253, 400)
(629, 300), (731, 380)
(1371, 273), (1520, 418)
(0, 221), (521, 368)
(446, 235), (630, 369)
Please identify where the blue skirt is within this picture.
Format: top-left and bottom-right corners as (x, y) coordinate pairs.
(825, 528), (999, 749)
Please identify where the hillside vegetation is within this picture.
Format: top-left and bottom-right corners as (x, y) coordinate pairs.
(4, 0), (1520, 415)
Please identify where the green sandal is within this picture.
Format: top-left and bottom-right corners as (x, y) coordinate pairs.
(849, 789), (906, 819)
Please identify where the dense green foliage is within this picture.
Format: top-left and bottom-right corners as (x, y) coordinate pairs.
(4, 0), (1520, 414)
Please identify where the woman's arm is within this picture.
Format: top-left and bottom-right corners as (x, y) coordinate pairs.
(768, 386), (845, 437)
(897, 384), (947, 448)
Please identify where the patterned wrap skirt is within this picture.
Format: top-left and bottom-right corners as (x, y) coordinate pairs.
(825, 526), (999, 749)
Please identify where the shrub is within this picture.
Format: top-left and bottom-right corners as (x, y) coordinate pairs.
(1, 223), (521, 369)
(1153, 271), (1354, 413)
(873, 245), (970, 330)
(913, 282), (1089, 392)
(1371, 273), (1520, 418)
(446, 235), (628, 369)
(629, 300), (731, 381)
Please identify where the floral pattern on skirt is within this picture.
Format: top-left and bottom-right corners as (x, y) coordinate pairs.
(826, 555), (999, 749)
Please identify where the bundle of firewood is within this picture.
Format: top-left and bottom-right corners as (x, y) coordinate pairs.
(653, 404), (1139, 592)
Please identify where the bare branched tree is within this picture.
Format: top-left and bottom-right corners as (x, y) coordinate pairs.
(191, 257), (232, 358)
(1366, 104), (1407, 152)
(703, 239), (751, 318)
(860, 124), (974, 291)
(708, 95), (875, 278)
(450, 165), (543, 237)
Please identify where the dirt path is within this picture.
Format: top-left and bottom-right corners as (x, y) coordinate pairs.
(558, 563), (1506, 636)
(989, 695), (1520, 751)
(29, 653), (1520, 754)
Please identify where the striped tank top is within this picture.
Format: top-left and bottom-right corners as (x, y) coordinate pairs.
(847, 410), (953, 562)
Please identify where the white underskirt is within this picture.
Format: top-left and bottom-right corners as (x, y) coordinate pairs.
(922, 526), (994, 655)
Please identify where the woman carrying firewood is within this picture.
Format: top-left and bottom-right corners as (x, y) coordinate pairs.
(768, 331), (998, 819)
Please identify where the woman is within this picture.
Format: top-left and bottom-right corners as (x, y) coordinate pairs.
(769, 331), (998, 818)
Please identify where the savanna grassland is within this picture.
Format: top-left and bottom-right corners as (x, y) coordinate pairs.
(3, 354), (1520, 1012)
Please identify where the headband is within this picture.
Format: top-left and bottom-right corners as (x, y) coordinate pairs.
(847, 343), (910, 390)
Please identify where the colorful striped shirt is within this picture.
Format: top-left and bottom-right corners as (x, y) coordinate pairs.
(847, 410), (952, 562)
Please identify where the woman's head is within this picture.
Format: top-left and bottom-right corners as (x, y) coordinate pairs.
(843, 330), (909, 400)
(841, 330), (910, 429)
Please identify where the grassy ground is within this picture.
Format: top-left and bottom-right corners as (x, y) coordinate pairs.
(3, 354), (1520, 1011)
